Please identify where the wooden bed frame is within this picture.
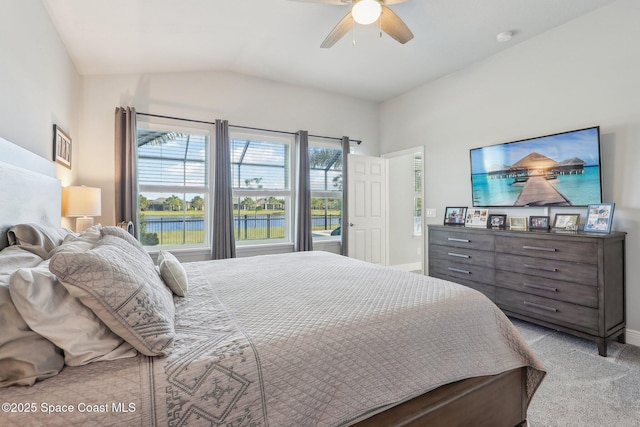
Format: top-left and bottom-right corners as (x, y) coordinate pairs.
(0, 137), (532, 427)
(356, 367), (528, 427)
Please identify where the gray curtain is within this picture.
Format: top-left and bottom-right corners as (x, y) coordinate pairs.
(341, 136), (350, 256)
(114, 107), (138, 230)
(212, 119), (236, 259)
(295, 130), (313, 251)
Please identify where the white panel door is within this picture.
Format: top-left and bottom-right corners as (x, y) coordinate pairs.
(347, 154), (386, 264)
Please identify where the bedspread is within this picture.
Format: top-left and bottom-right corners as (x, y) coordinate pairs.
(0, 251), (544, 426)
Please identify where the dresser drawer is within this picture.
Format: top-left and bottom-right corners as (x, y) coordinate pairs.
(429, 244), (494, 268)
(430, 259), (495, 286)
(495, 236), (597, 264)
(430, 229), (495, 251)
(496, 288), (598, 332)
(496, 253), (597, 286)
(495, 270), (597, 308)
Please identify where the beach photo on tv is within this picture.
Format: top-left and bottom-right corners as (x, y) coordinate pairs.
(470, 127), (602, 207)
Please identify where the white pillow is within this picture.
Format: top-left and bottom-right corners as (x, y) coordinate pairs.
(0, 247), (63, 387)
(7, 223), (74, 258)
(9, 260), (137, 366)
(158, 250), (188, 297)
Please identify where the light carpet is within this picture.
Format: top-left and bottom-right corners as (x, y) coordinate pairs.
(511, 319), (640, 426)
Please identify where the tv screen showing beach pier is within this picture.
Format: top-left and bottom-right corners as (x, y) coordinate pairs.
(470, 127), (602, 207)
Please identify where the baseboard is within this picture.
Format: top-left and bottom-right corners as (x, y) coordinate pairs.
(625, 328), (640, 347)
(389, 262), (422, 273)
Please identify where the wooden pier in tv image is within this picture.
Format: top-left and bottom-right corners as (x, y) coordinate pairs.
(488, 152), (586, 206)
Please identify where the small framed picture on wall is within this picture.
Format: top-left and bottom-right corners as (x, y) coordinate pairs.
(53, 124), (72, 169)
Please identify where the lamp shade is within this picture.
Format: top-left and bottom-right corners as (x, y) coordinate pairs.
(64, 186), (102, 217)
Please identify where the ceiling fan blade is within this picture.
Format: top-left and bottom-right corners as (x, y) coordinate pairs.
(321, 11), (354, 48)
(381, 0), (411, 4)
(379, 5), (414, 44)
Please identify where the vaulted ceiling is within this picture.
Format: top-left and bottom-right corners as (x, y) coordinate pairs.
(42, 0), (616, 102)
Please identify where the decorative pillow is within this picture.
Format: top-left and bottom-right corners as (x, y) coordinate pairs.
(7, 223), (73, 258)
(49, 235), (175, 356)
(48, 224), (102, 257)
(100, 226), (148, 256)
(0, 247), (64, 387)
(9, 260), (137, 366)
(157, 250), (188, 297)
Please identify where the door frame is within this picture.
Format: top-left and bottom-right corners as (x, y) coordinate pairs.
(381, 146), (425, 273)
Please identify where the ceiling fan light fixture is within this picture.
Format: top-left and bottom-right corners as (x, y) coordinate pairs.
(352, 0), (382, 25)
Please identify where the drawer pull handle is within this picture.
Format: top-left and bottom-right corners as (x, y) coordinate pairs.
(523, 263), (558, 273)
(522, 245), (557, 252)
(523, 301), (558, 312)
(448, 238), (470, 243)
(448, 252), (470, 259)
(448, 267), (471, 275)
(524, 282), (558, 292)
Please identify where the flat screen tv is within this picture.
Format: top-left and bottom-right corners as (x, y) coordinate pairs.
(470, 126), (602, 207)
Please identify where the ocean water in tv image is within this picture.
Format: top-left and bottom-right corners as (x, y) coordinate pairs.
(472, 166), (601, 206)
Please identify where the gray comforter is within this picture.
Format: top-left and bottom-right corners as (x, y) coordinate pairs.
(0, 251), (545, 426)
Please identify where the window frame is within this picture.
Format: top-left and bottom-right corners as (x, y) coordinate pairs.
(136, 117), (212, 251)
(229, 129), (295, 246)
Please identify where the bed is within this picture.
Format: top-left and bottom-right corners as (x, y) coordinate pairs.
(0, 139), (545, 426)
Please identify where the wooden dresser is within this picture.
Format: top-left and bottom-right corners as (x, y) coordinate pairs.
(428, 225), (626, 356)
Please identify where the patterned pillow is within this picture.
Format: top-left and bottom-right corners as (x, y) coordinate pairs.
(100, 226), (147, 256)
(49, 235), (175, 356)
(157, 250), (188, 297)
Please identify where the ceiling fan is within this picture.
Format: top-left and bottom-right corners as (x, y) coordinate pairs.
(293, 0), (414, 48)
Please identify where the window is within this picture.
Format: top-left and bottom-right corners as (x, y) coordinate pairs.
(309, 140), (343, 241)
(413, 153), (422, 236)
(136, 119), (210, 249)
(230, 131), (293, 244)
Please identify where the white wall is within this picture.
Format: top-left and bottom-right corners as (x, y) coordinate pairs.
(0, 0), (81, 197)
(379, 0), (640, 338)
(79, 71), (380, 230)
(386, 151), (422, 269)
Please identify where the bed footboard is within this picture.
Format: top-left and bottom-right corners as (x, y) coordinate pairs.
(354, 367), (527, 427)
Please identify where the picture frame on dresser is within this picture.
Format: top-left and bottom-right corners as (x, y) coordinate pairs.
(529, 216), (550, 231)
(508, 217), (527, 230)
(444, 206), (467, 226)
(465, 208), (488, 228)
(584, 203), (614, 233)
(552, 213), (580, 231)
(487, 214), (506, 229)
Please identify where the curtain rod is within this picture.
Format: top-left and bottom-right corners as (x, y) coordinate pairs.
(136, 112), (362, 145)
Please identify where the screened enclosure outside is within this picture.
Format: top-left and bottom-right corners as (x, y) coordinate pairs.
(231, 136), (292, 243)
(310, 145), (343, 241)
(136, 125), (209, 247)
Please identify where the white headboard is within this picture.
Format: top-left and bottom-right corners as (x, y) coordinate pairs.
(0, 137), (62, 249)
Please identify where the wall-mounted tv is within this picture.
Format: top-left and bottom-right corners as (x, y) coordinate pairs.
(470, 126), (602, 207)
